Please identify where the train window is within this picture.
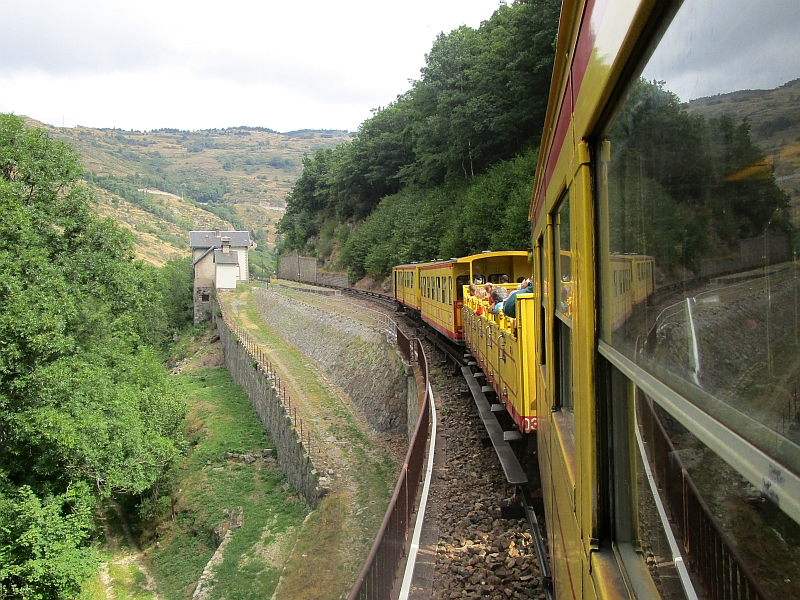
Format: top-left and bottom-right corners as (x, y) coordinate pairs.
(595, 0), (800, 589)
(456, 275), (469, 301)
(448, 276), (452, 305)
(596, 0), (800, 480)
(554, 196), (573, 414)
(436, 277), (440, 302)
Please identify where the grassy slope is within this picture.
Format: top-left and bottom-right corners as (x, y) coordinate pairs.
(81, 331), (308, 600)
(21, 117), (349, 267)
(148, 365), (308, 600)
(221, 284), (399, 600)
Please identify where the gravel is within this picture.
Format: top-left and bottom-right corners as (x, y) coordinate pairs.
(416, 341), (547, 600)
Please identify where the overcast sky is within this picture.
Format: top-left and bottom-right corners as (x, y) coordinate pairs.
(641, 0), (798, 102)
(0, 0), (503, 133)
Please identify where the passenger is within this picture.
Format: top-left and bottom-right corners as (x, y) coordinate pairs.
(467, 284), (477, 297)
(500, 274), (509, 284)
(503, 278), (533, 319)
(484, 282), (494, 296)
(474, 274), (485, 285)
(490, 287), (508, 314)
(475, 287), (489, 316)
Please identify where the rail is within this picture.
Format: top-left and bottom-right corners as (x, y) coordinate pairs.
(638, 397), (768, 600)
(347, 335), (430, 600)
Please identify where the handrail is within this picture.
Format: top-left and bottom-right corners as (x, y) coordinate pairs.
(347, 336), (431, 600)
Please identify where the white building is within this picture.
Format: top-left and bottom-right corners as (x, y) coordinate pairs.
(189, 230), (253, 322)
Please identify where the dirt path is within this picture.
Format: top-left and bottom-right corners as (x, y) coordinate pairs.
(221, 288), (399, 600)
(97, 500), (162, 600)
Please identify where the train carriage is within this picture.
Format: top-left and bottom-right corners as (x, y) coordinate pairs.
(463, 287), (539, 433)
(394, 251), (529, 341)
(393, 263), (422, 312)
(529, 0), (800, 598)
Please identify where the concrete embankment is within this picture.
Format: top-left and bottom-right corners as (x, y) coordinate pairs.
(254, 288), (409, 434)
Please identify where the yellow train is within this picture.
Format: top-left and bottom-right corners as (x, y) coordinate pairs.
(397, 0), (799, 597)
(393, 250), (653, 437)
(392, 251), (530, 340)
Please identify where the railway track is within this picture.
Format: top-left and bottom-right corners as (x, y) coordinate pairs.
(408, 334), (550, 600)
(293, 280), (552, 598)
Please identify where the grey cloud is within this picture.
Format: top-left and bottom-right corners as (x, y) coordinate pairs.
(644, 0), (800, 101)
(193, 52), (390, 105)
(0, 1), (176, 75)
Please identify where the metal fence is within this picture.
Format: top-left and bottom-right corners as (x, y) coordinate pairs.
(271, 282), (342, 297)
(347, 336), (430, 600)
(214, 300), (316, 454)
(639, 398), (768, 600)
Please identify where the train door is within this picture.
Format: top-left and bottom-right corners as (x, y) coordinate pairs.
(454, 265), (470, 338)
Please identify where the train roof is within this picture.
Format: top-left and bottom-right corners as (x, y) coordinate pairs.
(393, 250), (528, 271)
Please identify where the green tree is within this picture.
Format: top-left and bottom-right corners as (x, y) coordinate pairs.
(0, 114), (187, 599)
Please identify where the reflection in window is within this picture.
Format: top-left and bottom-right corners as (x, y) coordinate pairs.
(555, 197), (573, 413)
(596, 0), (800, 470)
(556, 198), (573, 322)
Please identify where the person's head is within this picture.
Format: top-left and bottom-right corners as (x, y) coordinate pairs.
(468, 284), (477, 296)
(500, 274), (509, 284)
(518, 277), (531, 290)
(491, 287), (507, 304)
(476, 288), (489, 301)
(484, 282), (494, 294)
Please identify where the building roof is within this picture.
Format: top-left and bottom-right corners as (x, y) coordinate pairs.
(214, 249), (239, 265)
(189, 230), (251, 248)
(192, 246), (215, 266)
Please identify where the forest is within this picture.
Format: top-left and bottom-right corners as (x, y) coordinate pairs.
(277, 0), (562, 281)
(0, 114), (194, 599)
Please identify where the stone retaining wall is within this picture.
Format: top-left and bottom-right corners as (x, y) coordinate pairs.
(277, 254), (349, 287)
(214, 309), (325, 508)
(255, 289), (408, 434)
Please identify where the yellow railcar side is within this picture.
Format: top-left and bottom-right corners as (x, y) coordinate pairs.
(462, 285), (537, 433)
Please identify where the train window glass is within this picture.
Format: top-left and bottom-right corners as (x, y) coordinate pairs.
(456, 275), (469, 301)
(538, 237), (547, 367)
(435, 277), (440, 302)
(555, 197), (573, 324)
(597, 0), (800, 478)
(448, 276), (452, 305)
(554, 196), (574, 414)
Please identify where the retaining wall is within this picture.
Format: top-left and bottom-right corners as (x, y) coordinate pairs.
(214, 309), (325, 508)
(255, 289), (408, 433)
(278, 254), (349, 287)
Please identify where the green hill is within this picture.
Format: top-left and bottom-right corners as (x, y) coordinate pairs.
(686, 79), (800, 222)
(21, 117), (350, 270)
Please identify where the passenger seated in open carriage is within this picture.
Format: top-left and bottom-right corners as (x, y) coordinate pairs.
(503, 278), (533, 320)
(490, 287), (508, 315)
